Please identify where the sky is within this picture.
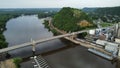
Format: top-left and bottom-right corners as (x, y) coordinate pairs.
(0, 0), (120, 8)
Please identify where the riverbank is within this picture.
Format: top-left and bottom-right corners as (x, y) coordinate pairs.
(43, 19), (60, 35)
(0, 59), (16, 68)
(42, 17), (118, 68)
(3, 15), (65, 68)
(0, 14), (19, 49)
(0, 58), (22, 68)
(0, 14), (21, 68)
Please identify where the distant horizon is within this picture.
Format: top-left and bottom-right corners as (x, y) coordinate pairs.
(0, 6), (119, 9)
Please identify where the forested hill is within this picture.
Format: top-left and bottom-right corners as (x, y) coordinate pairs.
(52, 7), (96, 32)
(83, 6), (120, 16)
(82, 8), (97, 13)
(95, 6), (120, 16)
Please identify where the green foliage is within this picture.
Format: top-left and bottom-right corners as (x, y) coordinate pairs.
(13, 57), (22, 68)
(38, 12), (56, 18)
(43, 20), (50, 29)
(95, 6), (120, 16)
(43, 20), (60, 35)
(53, 7), (96, 32)
(87, 6), (120, 23)
(0, 10), (56, 49)
(51, 29), (60, 35)
(0, 14), (19, 49)
(0, 8), (59, 15)
(100, 22), (113, 27)
(0, 34), (5, 41)
(78, 32), (87, 38)
(0, 40), (8, 48)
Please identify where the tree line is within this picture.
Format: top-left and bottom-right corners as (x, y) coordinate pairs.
(0, 9), (57, 49)
(0, 14), (20, 49)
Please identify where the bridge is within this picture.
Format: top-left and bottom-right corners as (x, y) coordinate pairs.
(0, 22), (118, 61)
(0, 17), (119, 68)
(0, 30), (87, 53)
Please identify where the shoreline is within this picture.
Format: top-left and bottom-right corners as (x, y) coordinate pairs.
(0, 14), (19, 49)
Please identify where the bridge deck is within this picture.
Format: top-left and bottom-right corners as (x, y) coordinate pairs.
(0, 30), (87, 53)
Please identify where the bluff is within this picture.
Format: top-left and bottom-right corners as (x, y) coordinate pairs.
(52, 7), (96, 32)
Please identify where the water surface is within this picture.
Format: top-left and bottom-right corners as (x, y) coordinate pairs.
(3, 15), (115, 68)
(4, 15), (65, 58)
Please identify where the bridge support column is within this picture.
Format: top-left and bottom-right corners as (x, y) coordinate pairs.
(31, 39), (36, 56)
(70, 35), (77, 40)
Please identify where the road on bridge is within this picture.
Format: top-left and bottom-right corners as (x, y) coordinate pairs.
(0, 30), (88, 53)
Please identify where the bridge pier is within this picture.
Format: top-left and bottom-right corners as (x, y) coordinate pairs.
(70, 35), (77, 40)
(31, 39), (36, 56)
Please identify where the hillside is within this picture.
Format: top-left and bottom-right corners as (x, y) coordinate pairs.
(83, 6), (120, 16)
(82, 8), (97, 13)
(95, 6), (120, 16)
(83, 6), (120, 23)
(52, 7), (96, 32)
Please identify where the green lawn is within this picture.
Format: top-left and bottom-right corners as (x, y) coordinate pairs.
(100, 22), (114, 27)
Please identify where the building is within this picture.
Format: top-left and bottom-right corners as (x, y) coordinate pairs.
(96, 40), (106, 46)
(89, 30), (95, 35)
(117, 22), (120, 38)
(115, 38), (120, 44)
(96, 40), (119, 57)
(105, 43), (118, 57)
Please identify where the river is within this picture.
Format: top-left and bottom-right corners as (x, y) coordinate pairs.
(3, 15), (115, 68)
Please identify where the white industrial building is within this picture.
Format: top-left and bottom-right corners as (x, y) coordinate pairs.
(96, 40), (119, 57)
(88, 28), (113, 41)
(89, 30), (95, 35)
(115, 38), (120, 44)
(96, 40), (106, 46)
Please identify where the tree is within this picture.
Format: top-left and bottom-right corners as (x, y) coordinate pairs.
(52, 7), (96, 32)
(13, 57), (22, 68)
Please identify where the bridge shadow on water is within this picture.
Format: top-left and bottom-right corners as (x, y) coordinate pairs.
(41, 38), (79, 56)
